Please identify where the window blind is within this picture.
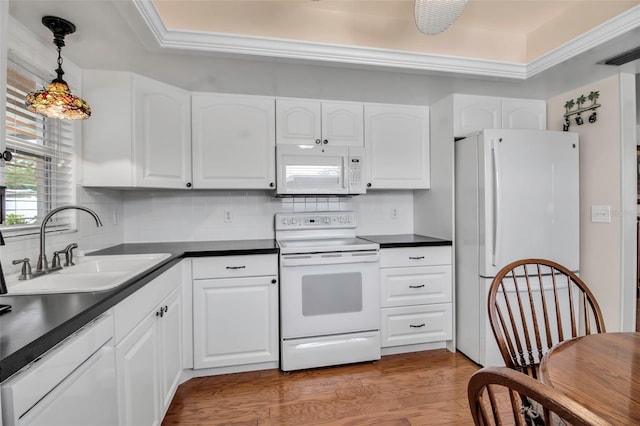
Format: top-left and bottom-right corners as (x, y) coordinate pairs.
(3, 52), (75, 236)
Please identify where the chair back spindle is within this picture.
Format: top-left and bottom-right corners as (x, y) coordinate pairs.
(488, 259), (605, 379)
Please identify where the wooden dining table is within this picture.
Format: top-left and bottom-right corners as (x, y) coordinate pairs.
(540, 332), (640, 424)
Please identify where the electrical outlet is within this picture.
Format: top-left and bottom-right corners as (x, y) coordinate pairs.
(591, 205), (611, 223)
(224, 209), (233, 223)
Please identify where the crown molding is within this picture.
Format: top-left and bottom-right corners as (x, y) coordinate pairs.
(131, 0), (640, 80)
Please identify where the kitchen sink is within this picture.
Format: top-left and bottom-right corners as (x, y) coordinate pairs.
(3, 253), (172, 295)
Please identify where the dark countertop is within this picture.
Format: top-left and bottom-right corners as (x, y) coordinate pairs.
(0, 239), (278, 382)
(359, 234), (452, 248)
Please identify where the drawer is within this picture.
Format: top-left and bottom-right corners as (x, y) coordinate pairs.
(379, 246), (451, 268)
(380, 303), (452, 348)
(192, 254), (277, 279)
(381, 265), (452, 307)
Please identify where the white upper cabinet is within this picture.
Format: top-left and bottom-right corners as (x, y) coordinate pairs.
(192, 94), (276, 189)
(453, 95), (501, 137)
(364, 103), (430, 189)
(276, 98), (363, 146)
(452, 94), (546, 138)
(501, 98), (547, 131)
(83, 71), (192, 189)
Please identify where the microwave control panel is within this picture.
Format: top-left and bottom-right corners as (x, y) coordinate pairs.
(348, 147), (366, 194)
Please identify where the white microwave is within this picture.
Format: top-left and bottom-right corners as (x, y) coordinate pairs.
(276, 145), (366, 195)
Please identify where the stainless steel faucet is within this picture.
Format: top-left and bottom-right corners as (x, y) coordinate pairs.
(0, 229), (7, 294)
(36, 205), (103, 274)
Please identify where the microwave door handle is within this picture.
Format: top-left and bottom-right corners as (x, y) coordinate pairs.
(342, 156), (347, 189)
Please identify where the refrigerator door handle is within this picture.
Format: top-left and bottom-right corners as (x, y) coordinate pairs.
(492, 139), (502, 267)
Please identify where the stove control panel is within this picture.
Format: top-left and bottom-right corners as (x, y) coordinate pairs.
(275, 212), (356, 230)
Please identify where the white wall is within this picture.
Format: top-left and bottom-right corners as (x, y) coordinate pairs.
(547, 74), (637, 331)
(122, 190), (414, 243)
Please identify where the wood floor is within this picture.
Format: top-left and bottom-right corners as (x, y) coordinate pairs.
(162, 350), (481, 425)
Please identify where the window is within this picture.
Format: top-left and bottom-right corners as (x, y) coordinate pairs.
(3, 52), (75, 237)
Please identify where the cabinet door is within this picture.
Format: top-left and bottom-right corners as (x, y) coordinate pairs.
(133, 75), (192, 189)
(321, 101), (363, 146)
(116, 313), (161, 426)
(501, 99), (546, 130)
(276, 99), (321, 145)
(364, 104), (430, 189)
(192, 94), (276, 189)
(158, 287), (182, 415)
(193, 275), (278, 369)
(453, 95), (501, 137)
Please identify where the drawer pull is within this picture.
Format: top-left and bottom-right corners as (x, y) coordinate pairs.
(409, 256), (425, 260)
(409, 284), (425, 289)
(226, 266), (246, 270)
(410, 323), (426, 328)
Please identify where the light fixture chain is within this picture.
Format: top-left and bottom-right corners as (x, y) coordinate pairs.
(56, 45), (64, 80)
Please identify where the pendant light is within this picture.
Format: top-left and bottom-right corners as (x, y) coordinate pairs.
(414, 0), (468, 35)
(25, 16), (91, 120)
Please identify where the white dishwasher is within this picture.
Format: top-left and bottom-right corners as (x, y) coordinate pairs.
(1, 311), (118, 426)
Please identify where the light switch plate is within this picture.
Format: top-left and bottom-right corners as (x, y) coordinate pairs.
(591, 205), (611, 223)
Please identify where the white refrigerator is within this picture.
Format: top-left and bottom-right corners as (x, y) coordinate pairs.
(454, 129), (579, 367)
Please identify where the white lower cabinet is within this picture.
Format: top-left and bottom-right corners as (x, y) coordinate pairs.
(114, 263), (183, 426)
(379, 246), (453, 349)
(1, 313), (117, 426)
(192, 254), (279, 369)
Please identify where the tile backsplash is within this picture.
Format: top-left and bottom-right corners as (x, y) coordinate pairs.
(0, 188), (414, 274)
(122, 190), (414, 242)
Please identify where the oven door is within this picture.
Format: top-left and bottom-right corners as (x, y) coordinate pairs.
(280, 250), (380, 339)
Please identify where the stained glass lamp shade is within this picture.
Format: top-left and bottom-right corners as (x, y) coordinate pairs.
(25, 16), (91, 120)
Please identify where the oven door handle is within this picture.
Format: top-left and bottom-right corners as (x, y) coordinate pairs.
(281, 252), (379, 267)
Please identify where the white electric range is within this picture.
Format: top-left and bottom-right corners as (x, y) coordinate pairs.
(275, 211), (381, 371)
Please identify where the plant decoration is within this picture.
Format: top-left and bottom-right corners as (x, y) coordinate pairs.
(563, 90), (600, 131)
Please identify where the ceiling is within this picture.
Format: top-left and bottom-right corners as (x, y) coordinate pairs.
(6, 0), (640, 103)
(152, 0), (639, 64)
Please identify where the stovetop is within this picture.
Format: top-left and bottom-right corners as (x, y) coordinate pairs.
(275, 212), (379, 254)
(277, 237), (378, 254)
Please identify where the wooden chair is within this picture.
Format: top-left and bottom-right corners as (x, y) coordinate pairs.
(468, 366), (611, 426)
(488, 259), (605, 379)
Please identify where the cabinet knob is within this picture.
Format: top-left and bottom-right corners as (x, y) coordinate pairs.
(323, 139), (328, 145)
(269, 182), (274, 188)
(410, 323), (426, 328)
(409, 284), (425, 289)
(315, 139), (322, 144)
(271, 279), (277, 284)
(409, 256), (425, 260)
(186, 182), (192, 188)
(366, 183), (372, 188)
